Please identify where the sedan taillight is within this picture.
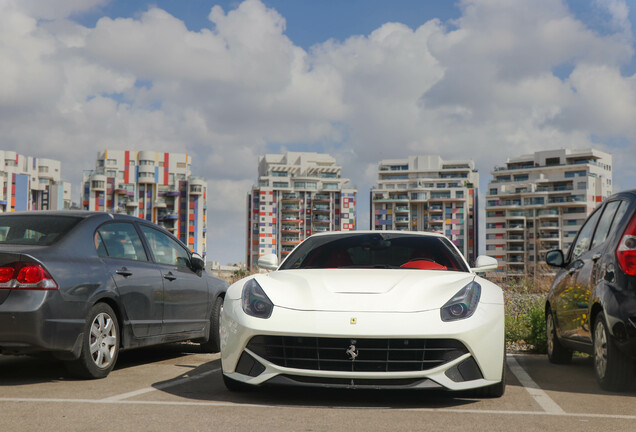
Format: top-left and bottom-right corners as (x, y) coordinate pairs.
(0, 262), (58, 290)
(617, 213), (636, 277)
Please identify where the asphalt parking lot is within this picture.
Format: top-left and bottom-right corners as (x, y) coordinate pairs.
(1, 344), (634, 432)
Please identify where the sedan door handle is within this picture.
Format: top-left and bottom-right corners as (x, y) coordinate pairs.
(163, 272), (177, 281)
(116, 268), (133, 277)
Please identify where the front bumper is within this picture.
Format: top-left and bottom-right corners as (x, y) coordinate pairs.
(220, 299), (504, 391)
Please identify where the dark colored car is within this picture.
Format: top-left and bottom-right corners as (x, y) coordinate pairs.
(545, 190), (636, 391)
(0, 211), (227, 379)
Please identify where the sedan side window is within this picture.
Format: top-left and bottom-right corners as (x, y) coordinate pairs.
(96, 223), (148, 261)
(591, 201), (622, 249)
(570, 208), (602, 261)
(140, 225), (191, 267)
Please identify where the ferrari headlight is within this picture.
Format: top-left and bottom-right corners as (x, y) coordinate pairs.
(440, 281), (481, 322)
(242, 279), (274, 319)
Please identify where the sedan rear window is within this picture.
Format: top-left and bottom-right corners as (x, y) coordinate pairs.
(279, 233), (469, 272)
(0, 215), (82, 246)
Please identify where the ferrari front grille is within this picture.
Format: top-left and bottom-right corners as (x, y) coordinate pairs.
(246, 336), (469, 372)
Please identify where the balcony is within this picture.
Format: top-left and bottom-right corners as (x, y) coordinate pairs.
(154, 199), (167, 208)
(159, 212), (178, 220)
(281, 205), (300, 212)
(282, 194), (301, 202)
(506, 224), (525, 231)
(281, 217), (301, 222)
(313, 204), (330, 213)
(281, 238), (301, 245)
(313, 194), (331, 202)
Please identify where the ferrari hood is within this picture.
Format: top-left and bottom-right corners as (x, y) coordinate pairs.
(255, 269), (476, 313)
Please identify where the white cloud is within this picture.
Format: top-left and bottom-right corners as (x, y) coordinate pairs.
(0, 0), (635, 262)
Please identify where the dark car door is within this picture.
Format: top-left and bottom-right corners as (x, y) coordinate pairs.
(138, 224), (209, 334)
(96, 222), (165, 338)
(569, 200), (628, 341)
(552, 208), (602, 340)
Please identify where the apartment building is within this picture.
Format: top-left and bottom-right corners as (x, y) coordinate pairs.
(485, 148), (613, 276)
(82, 150), (208, 256)
(0, 150), (72, 212)
(247, 152), (357, 269)
(370, 155), (479, 263)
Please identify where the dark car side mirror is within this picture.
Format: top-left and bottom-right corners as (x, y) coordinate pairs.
(545, 250), (565, 267)
(191, 253), (205, 271)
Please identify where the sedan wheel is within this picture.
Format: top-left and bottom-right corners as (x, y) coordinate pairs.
(90, 312), (118, 369)
(200, 296), (223, 353)
(593, 312), (634, 392)
(67, 303), (120, 379)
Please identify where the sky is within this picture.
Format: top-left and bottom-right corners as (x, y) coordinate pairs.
(2, 0), (636, 264)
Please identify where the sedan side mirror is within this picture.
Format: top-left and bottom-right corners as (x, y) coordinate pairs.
(257, 253), (279, 271)
(471, 255), (499, 273)
(191, 252), (205, 271)
(545, 250), (565, 267)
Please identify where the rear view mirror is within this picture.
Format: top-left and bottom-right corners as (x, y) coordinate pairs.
(191, 253), (205, 271)
(257, 253), (279, 271)
(471, 255), (498, 273)
(545, 250), (565, 267)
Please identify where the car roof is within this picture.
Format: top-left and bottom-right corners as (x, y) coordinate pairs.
(0, 211), (147, 225)
(309, 230), (447, 239)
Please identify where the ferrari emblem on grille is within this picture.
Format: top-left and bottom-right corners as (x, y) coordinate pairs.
(350, 317), (357, 324)
(346, 344), (358, 361)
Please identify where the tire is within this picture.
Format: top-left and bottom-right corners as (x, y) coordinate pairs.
(546, 308), (572, 364)
(593, 312), (634, 392)
(200, 296), (223, 353)
(67, 303), (119, 379)
(222, 373), (252, 392)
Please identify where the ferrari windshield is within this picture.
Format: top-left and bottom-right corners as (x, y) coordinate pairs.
(279, 232), (469, 272)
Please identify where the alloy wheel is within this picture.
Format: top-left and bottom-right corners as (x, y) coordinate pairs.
(89, 312), (117, 369)
(594, 320), (608, 380)
(546, 314), (555, 356)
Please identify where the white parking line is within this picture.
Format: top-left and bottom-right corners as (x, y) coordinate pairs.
(1, 397), (636, 420)
(506, 355), (565, 414)
(100, 367), (221, 402)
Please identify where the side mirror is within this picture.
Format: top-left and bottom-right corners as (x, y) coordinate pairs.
(471, 255), (499, 273)
(545, 250), (565, 267)
(257, 253), (279, 271)
(191, 252), (205, 271)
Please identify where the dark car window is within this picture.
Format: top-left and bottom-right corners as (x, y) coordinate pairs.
(279, 233), (468, 272)
(96, 223), (148, 261)
(0, 215), (81, 245)
(591, 201), (622, 249)
(140, 225), (191, 267)
(570, 208), (602, 261)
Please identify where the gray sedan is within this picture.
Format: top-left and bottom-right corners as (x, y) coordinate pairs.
(0, 211), (227, 379)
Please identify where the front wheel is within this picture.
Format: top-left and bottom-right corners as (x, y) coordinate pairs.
(593, 312), (634, 392)
(67, 303), (119, 379)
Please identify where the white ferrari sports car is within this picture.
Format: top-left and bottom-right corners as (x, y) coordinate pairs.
(220, 231), (505, 397)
